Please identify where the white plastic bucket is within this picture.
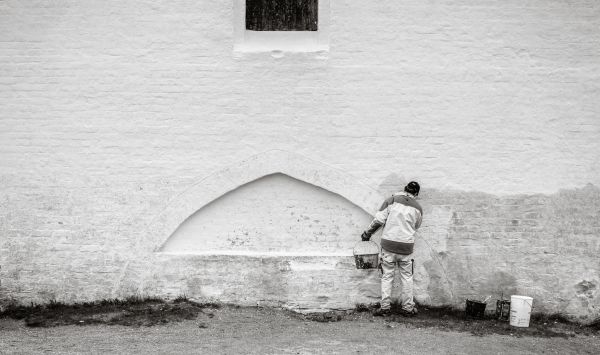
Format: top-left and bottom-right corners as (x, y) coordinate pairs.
(510, 295), (533, 327)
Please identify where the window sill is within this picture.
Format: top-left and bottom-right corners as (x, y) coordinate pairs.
(234, 30), (329, 53)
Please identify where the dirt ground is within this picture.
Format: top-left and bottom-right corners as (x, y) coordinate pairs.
(1, 302), (599, 354)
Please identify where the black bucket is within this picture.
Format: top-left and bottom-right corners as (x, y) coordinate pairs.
(465, 299), (487, 318)
(354, 253), (379, 269)
(495, 300), (511, 321)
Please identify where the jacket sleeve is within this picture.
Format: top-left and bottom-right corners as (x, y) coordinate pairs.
(364, 196), (393, 237)
(415, 210), (423, 230)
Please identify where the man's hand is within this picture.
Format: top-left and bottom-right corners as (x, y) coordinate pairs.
(361, 231), (370, 241)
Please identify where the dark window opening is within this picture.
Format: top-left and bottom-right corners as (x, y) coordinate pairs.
(246, 0), (318, 31)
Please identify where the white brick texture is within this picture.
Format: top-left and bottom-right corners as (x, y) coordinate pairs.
(1, 1), (599, 322)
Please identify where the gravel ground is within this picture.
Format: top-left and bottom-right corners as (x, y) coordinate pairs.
(1, 305), (598, 354)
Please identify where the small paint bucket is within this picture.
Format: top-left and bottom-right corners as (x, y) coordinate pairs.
(465, 299), (487, 318)
(353, 241), (380, 269)
(353, 253), (379, 269)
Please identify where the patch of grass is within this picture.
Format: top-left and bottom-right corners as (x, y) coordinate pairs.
(0, 296), (220, 328)
(530, 312), (573, 325)
(354, 303), (372, 313)
(303, 311), (345, 323)
(2, 297), (598, 338)
(172, 295), (220, 309)
(0, 302), (43, 320)
(344, 301), (599, 338)
(173, 294), (189, 303)
(589, 317), (600, 330)
(392, 302), (582, 338)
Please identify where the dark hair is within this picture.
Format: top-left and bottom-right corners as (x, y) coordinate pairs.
(404, 181), (420, 196)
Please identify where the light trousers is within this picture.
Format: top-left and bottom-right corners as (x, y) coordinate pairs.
(380, 248), (415, 311)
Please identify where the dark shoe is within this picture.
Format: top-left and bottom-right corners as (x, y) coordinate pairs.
(399, 308), (418, 317)
(373, 308), (391, 317)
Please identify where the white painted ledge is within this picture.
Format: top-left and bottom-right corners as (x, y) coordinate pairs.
(234, 31), (329, 53)
(157, 251), (354, 257)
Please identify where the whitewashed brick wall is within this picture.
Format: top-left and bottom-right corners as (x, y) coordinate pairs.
(1, 1), (599, 322)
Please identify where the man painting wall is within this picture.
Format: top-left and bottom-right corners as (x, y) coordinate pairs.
(361, 182), (423, 317)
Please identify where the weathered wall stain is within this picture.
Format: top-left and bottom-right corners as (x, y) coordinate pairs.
(575, 280), (598, 308)
(576, 281), (597, 297)
(415, 184), (600, 321)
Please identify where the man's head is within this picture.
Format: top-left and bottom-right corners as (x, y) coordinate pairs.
(404, 181), (420, 197)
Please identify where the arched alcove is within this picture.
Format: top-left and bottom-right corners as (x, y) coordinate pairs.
(140, 150), (384, 253)
(159, 173), (373, 255)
